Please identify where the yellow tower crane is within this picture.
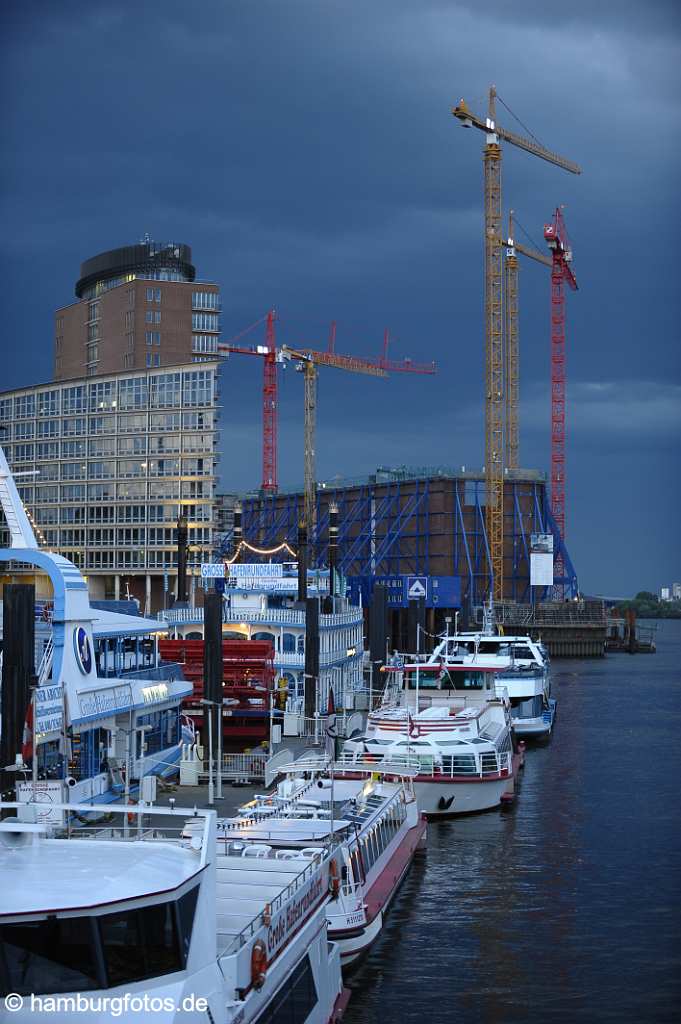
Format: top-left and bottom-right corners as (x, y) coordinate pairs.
(452, 85), (580, 600)
(279, 346), (387, 537)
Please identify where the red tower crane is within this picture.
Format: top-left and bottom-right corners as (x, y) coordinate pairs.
(544, 207), (577, 588)
(220, 315), (437, 495)
(219, 310), (278, 494)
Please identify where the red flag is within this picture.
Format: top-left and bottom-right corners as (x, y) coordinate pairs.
(21, 698), (34, 764)
(407, 709), (420, 738)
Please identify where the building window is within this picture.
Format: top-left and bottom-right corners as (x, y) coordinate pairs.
(192, 291), (219, 310)
(191, 335), (218, 355)
(182, 370), (214, 407)
(89, 381), (116, 412)
(118, 436), (147, 456)
(88, 301), (100, 321)
(37, 390), (60, 417)
(61, 462), (86, 480)
(150, 412), (181, 431)
(87, 482), (116, 501)
(61, 506), (86, 524)
(118, 377), (148, 410)
(146, 352), (160, 367)
(15, 395), (35, 419)
(13, 444), (34, 463)
(61, 440), (87, 458)
(37, 419), (59, 438)
(36, 485), (59, 503)
(149, 373), (182, 408)
(62, 386), (87, 413)
(145, 331), (161, 346)
(88, 438), (116, 457)
(62, 417), (87, 436)
(87, 322), (101, 342)
(145, 311), (161, 324)
(0, 397), (12, 421)
(118, 413), (147, 433)
(15, 422), (35, 440)
(191, 312), (219, 332)
(89, 415), (116, 435)
(36, 441), (59, 460)
(149, 434), (180, 454)
(61, 484), (86, 502)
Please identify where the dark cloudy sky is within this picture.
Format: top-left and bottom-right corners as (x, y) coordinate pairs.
(1, 0), (679, 596)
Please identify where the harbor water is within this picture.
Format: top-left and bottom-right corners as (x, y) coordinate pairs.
(344, 619), (681, 1024)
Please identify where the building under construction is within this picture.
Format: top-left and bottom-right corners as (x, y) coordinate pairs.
(227, 464), (578, 615)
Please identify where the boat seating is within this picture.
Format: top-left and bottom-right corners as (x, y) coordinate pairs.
(241, 844), (273, 858)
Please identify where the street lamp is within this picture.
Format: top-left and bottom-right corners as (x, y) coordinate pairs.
(200, 698), (219, 805)
(122, 720), (151, 837)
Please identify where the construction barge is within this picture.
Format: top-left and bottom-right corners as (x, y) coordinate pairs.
(489, 600), (608, 658)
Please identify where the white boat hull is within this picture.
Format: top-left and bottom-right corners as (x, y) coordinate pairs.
(414, 776), (511, 817)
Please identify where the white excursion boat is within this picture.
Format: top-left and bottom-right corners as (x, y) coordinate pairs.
(422, 623), (555, 738)
(343, 663), (519, 818)
(218, 761), (427, 968)
(0, 801), (349, 1023)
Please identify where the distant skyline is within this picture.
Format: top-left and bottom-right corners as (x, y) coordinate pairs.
(1, 0), (679, 596)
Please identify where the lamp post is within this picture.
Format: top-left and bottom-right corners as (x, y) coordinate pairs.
(200, 698), (217, 805)
(123, 720), (151, 838)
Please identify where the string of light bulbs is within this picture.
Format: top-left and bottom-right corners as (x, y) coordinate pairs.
(225, 539), (297, 564)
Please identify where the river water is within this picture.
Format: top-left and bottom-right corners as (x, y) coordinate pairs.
(344, 619), (681, 1024)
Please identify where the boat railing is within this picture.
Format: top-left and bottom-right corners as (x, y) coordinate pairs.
(349, 750), (512, 779)
(220, 855), (325, 955)
(1, 801), (214, 865)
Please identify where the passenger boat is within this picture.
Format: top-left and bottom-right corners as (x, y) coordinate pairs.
(343, 662), (518, 817)
(219, 761), (427, 968)
(0, 800), (349, 1023)
(421, 621), (555, 737)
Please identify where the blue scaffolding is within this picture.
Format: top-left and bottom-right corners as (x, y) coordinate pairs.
(219, 471), (578, 604)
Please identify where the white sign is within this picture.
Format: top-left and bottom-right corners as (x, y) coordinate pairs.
(35, 683), (64, 736)
(228, 563), (284, 578)
(201, 563), (225, 578)
(16, 780), (65, 826)
(530, 534), (554, 587)
(77, 684), (133, 720)
(407, 576), (427, 600)
(531, 553), (554, 587)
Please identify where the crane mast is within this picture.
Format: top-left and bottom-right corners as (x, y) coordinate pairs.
(504, 211), (519, 471)
(262, 310), (278, 493)
(483, 85), (505, 599)
(545, 207), (577, 596)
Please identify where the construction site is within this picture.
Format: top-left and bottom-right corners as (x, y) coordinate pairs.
(213, 86), (605, 657)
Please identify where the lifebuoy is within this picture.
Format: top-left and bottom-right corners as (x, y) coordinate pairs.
(251, 939), (267, 990)
(329, 858), (341, 899)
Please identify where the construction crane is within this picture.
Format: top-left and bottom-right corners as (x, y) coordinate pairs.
(544, 207), (577, 595)
(497, 212), (553, 469)
(221, 315), (436, 497)
(219, 310), (279, 493)
(279, 346), (387, 536)
(452, 85), (581, 601)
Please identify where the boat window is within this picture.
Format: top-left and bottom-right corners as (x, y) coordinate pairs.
(442, 754), (477, 775)
(406, 671), (440, 690)
(259, 953), (318, 1024)
(395, 740), (430, 747)
(436, 740), (467, 747)
(0, 917), (100, 996)
(176, 885), (199, 966)
(99, 900), (180, 986)
(0, 889), (197, 997)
